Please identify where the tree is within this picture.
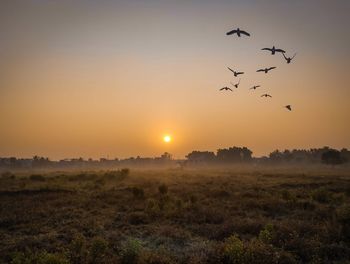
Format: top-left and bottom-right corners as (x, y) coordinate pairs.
(186, 151), (215, 163)
(321, 150), (344, 166)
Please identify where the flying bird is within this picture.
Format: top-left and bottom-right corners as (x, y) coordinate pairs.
(230, 79), (241, 88)
(282, 53), (297, 64)
(220, 86), (233, 91)
(227, 67), (244, 77)
(257, 67), (276, 73)
(250, 85), (260, 90)
(261, 94), (272, 98)
(261, 46), (286, 55)
(226, 28), (250, 37)
(284, 105), (292, 111)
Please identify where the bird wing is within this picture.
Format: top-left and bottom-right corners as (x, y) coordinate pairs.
(262, 48), (272, 51)
(228, 87), (233, 91)
(219, 87), (225, 90)
(291, 53), (297, 59)
(282, 52), (288, 60)
(268, 67), (276, 70)
(275, 48), (286, 53)
(238, 79), (241, 85)
(256, 85), (261, 88)
(286, 105), (292, 110)
(226, 29), (237, 35)
(236, 72), (244, 75)
(261, 94), (266, 97)
(240, 30), (250, 36)
(227, 67), (235, 73)
(257, 69), (264, 72)
(267, 94), (272, 97)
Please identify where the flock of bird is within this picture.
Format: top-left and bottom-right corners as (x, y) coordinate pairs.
(220, 27), (296, 111)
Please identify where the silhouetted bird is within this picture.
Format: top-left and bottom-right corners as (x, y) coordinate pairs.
(230, 79), (240, 88)
(262, 46), (286, 55)
(250, 85), (260, 90)
(261, 94), (272, 98)
(284, 105), (292, 111)
(227, 67), (244, 77)
(220, 86), (233, 91)
(226, 28), (250, 37)
(257, 67), (276, 73)
(282, 53), (296, 64)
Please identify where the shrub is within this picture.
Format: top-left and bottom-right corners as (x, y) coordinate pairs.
(223, 235), (244, 263)
(132, 187), (145, 199)
(337, 204), (350, 240)
(145, 198), (160, 217)
(29, 174), (45, 181)
(120, 238), (142, 264)
(138, 250), (174, 264)
(311, 188), (332, 203)
(128, 212), (148, 225)
(244, 239), (276, 264)
(103, 169), (129, 181)
(89, 237), (108, 264)
(258, 223), (275, 244)
(11, 251), (69, 264)
(68, 234), (87, 264)
(158, 184), (168, 195)
(1, 171), (15, 179)
(120, 168), (130, 177)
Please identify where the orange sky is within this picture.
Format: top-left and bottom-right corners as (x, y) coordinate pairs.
(0, 1), (349, 159)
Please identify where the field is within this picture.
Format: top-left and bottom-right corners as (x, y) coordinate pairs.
(1, 166), (350, 263)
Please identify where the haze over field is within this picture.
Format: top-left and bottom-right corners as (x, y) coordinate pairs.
(0, 0), (349, 159)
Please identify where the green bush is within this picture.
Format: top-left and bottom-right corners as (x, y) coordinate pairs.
(258, 223), (275, 244)
(223, 235), (244, 263)
(89, 237), (108, 264)
(120, 238), (142, 264)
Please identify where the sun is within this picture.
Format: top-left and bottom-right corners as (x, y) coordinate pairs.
(163, 135), (171, 143)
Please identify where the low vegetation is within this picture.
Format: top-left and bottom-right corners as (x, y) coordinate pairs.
(0, 167), (349, 263)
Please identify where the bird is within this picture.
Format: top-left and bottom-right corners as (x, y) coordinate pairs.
(220, 86), (233, 91)
(227, 67), (244, 77)
(261, 94), (272, 98)
(257, 67), (276, 73)
(284, 105), (292, 111)
(226, 28), (250, 37)
(250, 85), (260, 90)
(230, 79), (240, 88)
(282, 53), (296, 64)
(261, 46), (286, 55)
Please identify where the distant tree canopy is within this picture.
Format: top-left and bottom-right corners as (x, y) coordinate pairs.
(321, 150), (345, 166)
(186, 147), (252, 163)
(216, 147), (252, 162)
(0, 146), (349, 169)
(186, 151), (216, 162)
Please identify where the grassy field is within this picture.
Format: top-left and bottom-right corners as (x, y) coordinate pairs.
(1, 166), (350, 263)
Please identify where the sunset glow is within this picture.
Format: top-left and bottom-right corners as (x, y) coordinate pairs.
(163, 135), (172, 143)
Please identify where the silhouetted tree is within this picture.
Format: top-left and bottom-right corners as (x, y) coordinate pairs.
(322, 150), (344, 166)
(186, 151), (215, 163)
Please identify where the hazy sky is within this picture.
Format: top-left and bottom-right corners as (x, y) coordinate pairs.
(1, 0), (349, 159)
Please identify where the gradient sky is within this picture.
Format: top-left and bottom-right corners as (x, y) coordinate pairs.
(0, 0), (349, 159)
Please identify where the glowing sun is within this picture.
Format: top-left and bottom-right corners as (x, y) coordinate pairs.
(163, 135), (171, 143)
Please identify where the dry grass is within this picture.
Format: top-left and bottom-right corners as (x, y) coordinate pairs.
(0, 167), (349, 263)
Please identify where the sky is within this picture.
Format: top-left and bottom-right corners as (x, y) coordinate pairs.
(0, 0), (349, 159)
